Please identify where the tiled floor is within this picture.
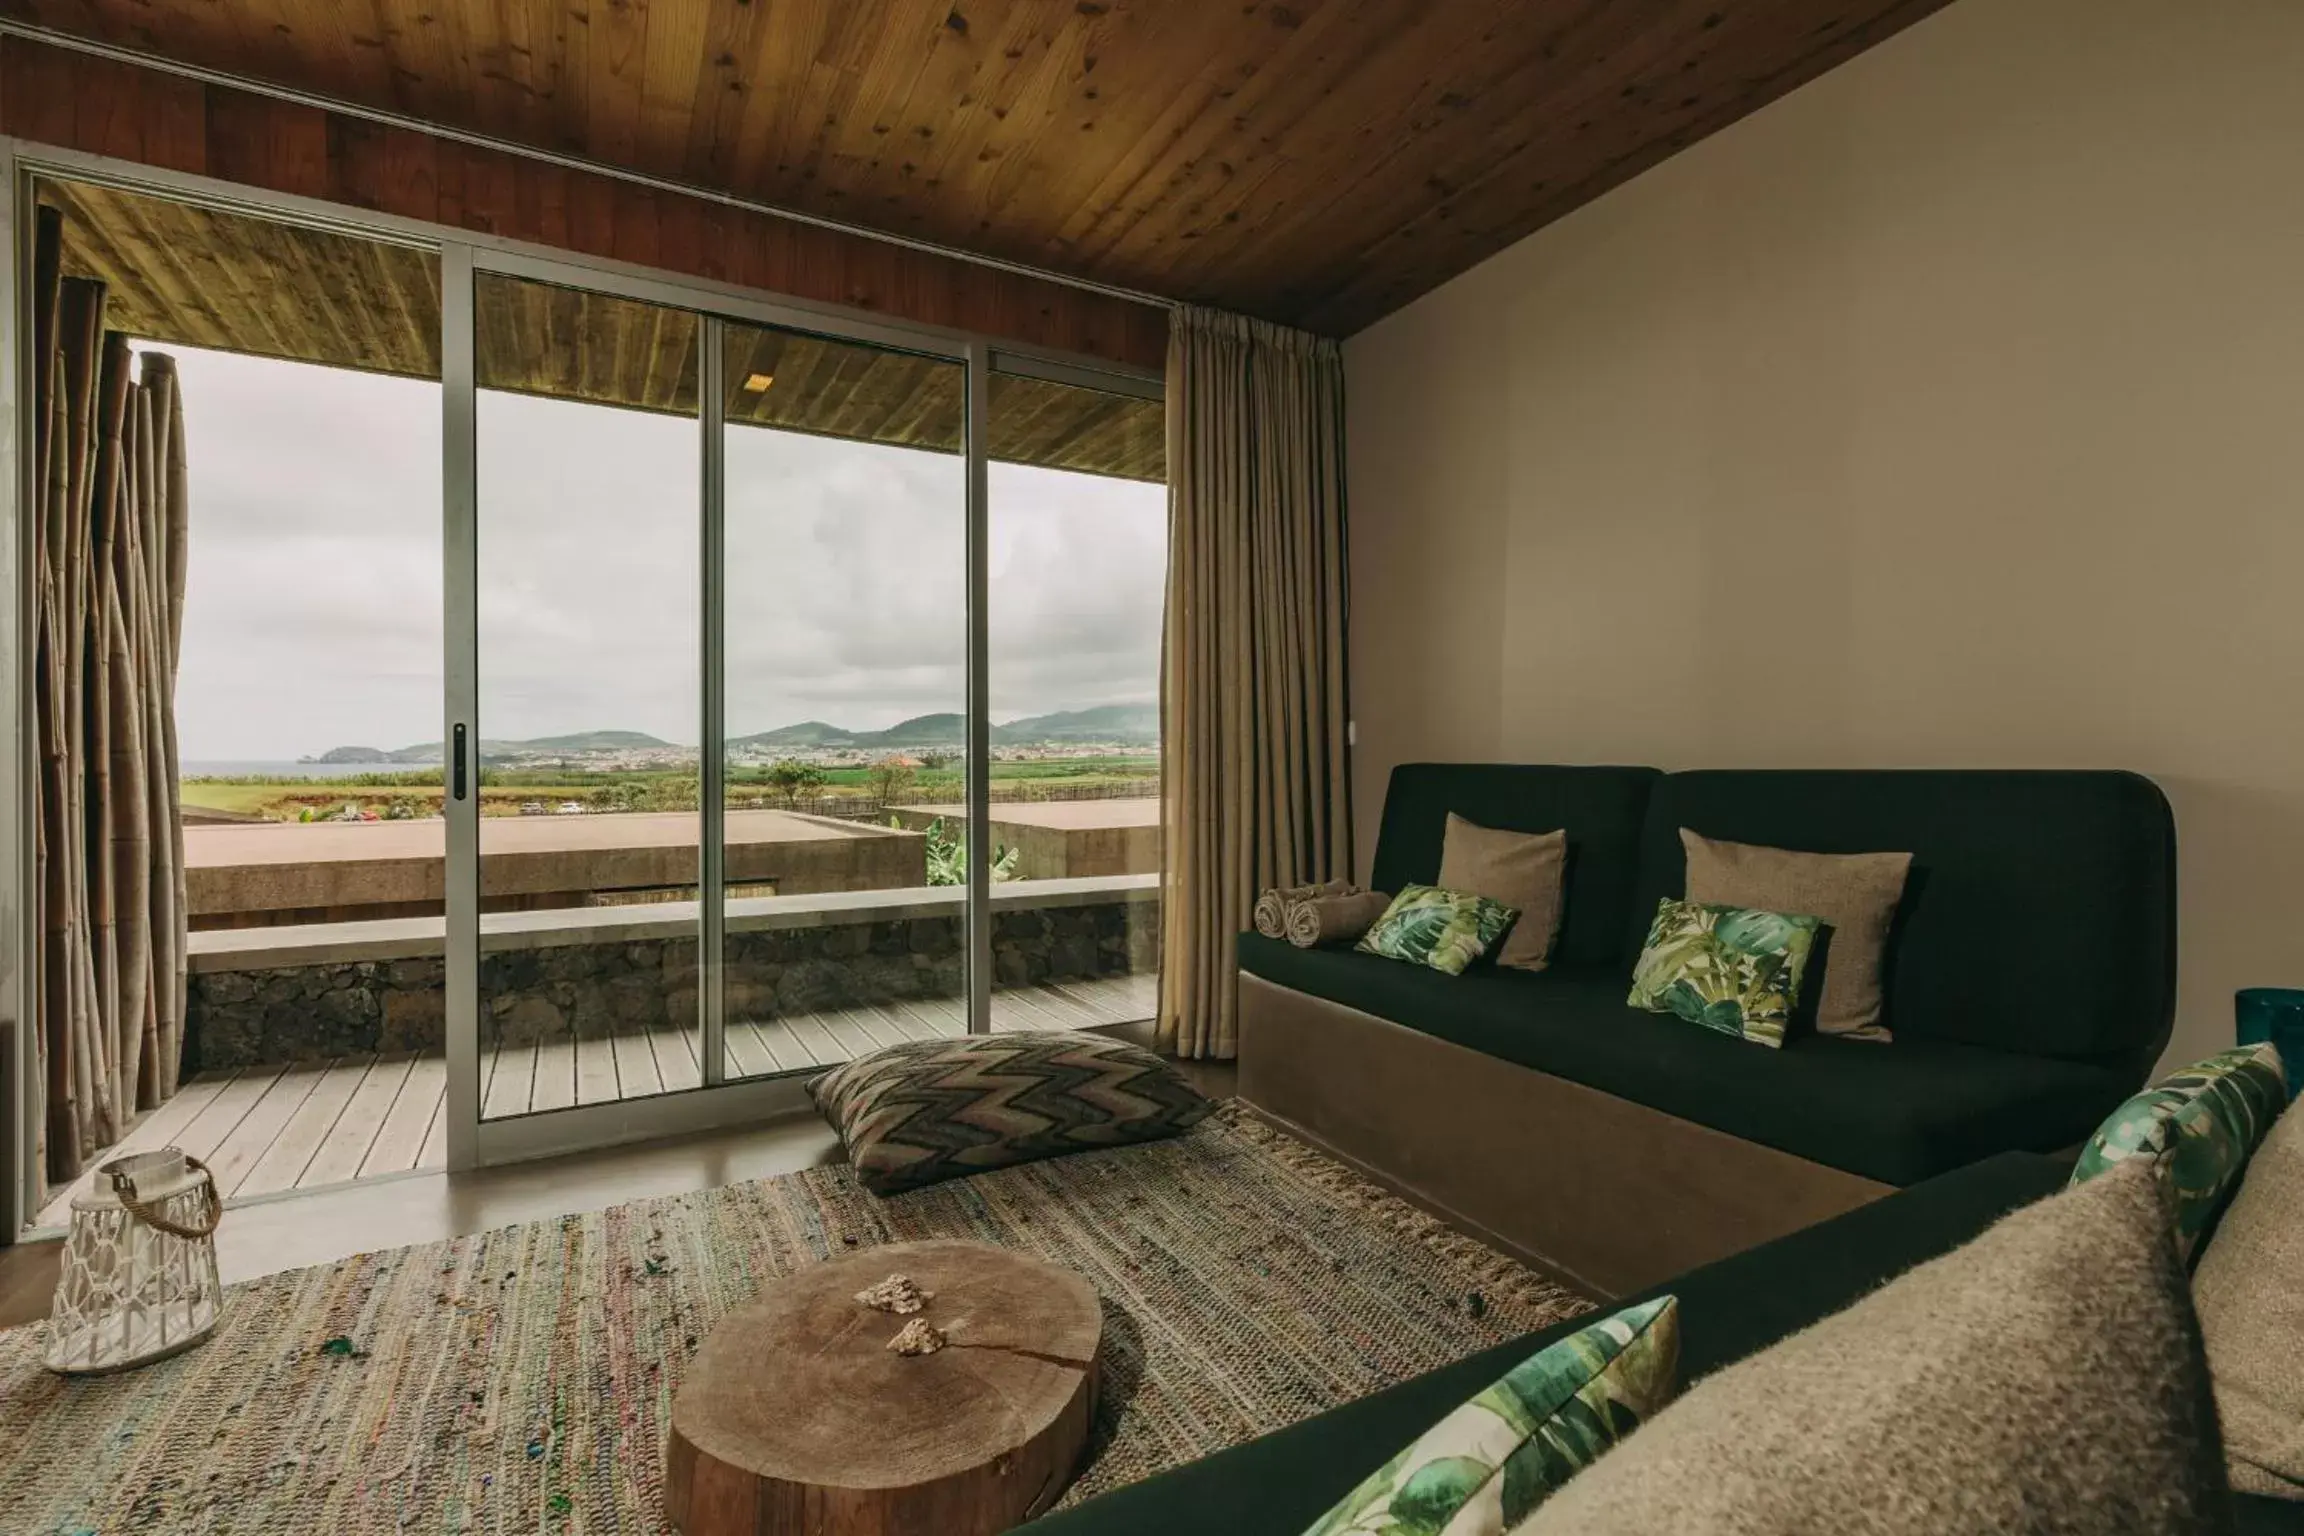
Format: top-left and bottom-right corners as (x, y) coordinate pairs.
(31, 975), (1157, 1228)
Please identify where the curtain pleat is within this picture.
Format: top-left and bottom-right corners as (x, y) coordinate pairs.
(30, 203), (192, 1193)
(1157, 308), (1351, 1061)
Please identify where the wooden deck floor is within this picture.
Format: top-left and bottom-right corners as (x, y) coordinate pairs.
(33, 975), (1156, 1229)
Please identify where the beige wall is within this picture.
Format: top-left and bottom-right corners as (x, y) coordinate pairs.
(1345, 0), (2304, 1071)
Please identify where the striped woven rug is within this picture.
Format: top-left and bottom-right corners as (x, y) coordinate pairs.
(0, 1104), (1591, 1534)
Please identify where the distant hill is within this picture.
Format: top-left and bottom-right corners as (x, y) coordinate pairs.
(862, 713), (966, 748)
(728, 713), (965, 752)
(316, 710), (1154, 764)
(310, 742), (438, 764)
(315, 731), (679, 764)
(730, 704), (1156, 753)
(992, 704), (1158, 746)
(732, 720), (852, 749)
(491, 731), (676, 754)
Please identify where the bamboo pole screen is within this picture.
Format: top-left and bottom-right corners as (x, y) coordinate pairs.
(30, 203), (191, 1193)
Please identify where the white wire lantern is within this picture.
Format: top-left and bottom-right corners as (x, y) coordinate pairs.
(45, 1147), (223, 1375)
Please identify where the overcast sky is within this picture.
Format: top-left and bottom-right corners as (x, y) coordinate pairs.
(161, 345), (1165, 760)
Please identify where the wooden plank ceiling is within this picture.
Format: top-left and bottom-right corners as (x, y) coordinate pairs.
(44, 177), (1162, 481)
(4, 0), (1950, 336)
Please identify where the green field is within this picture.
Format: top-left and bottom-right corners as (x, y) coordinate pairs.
(181, 756), (1160, 821)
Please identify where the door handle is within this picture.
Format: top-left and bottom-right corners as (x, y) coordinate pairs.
(452, 723), (468, 801)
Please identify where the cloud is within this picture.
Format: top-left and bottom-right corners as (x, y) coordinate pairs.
(165, 347), (443, 760)
(158, 344), (1166, 761)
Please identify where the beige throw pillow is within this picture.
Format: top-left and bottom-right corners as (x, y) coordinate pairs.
(2194, 1098), (2304, 1499)
(1437, 815), (1566, 971)
(1680, 829), (1911, 1041)
(1513, 1159), (2231, 1536)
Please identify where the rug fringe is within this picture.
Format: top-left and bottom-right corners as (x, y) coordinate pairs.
(1212, 1104), (1589, 1323)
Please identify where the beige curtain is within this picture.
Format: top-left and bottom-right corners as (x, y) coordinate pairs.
(1157, 307), (1352, 1061)
(31, 204), (191, 1192)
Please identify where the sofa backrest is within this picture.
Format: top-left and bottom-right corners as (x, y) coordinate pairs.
(1371, 764), (1662, 970)
(1625, 770), (2177, 1067)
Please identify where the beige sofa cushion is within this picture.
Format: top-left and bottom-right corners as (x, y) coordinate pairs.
(1513, 1159), (2231, 1536)
(1680, 829), (1911, 1040)
(1438, 815), (1566, 971)
(2195, 1098), (2304, 1499)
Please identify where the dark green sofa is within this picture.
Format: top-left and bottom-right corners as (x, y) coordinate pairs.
(1016, 1151), (2300, 1534)
(1237, 765), (2178, 1294)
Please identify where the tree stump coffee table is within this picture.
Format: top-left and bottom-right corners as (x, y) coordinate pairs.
(667, 1239), (1103, 1536)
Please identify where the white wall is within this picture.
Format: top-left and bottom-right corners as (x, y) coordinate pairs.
(1345, 0), (2304, 1070)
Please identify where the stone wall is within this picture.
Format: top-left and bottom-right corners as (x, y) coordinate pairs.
(186, 895), (1160, 1072)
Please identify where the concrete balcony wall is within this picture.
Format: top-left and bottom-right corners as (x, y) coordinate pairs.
(184, 876), (1160, 1072)
(889, 796), (1160, 880)
(186, 808), (927, 929)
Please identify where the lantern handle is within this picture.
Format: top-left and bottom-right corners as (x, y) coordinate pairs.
(109, 1154), (224, 1240)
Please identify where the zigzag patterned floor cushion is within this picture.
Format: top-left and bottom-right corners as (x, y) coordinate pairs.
(808, 1031), (1215, 1196)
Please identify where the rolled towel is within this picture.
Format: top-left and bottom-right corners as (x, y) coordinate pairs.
(1252, 889), (1288, 938)
(1287, 889), (1393, 948)
(1253, 879), (1354, 938)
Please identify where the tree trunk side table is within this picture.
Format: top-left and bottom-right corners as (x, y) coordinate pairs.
(667, 1239), (1103, 1536)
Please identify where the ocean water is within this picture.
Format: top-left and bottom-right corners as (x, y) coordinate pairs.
(180, 760), (438, 780)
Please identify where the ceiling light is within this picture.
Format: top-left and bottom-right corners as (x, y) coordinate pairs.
(742, 372), (775, 392)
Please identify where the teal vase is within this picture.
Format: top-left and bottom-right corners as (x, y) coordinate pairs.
(2237, 988), (2304, 1103)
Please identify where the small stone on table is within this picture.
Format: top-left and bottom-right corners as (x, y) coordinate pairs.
(855, 1273), (932, 1315)
(886, 1318), (946, 1356)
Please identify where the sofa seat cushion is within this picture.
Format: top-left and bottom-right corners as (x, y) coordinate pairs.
(1239, 935), (2131, 1187)
(1013, 1152), (2071, 1536)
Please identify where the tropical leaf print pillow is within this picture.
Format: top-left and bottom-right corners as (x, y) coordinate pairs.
(2070, 1041), (2286, 1264)
(1356, 884), (1520, 976)
(1303, 1296), (1679, 1536)
(1626, 899), (1821, 1049)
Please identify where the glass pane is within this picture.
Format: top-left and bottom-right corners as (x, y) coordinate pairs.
(719, 322), (969, 1078)
(985, 372), (1166, 1031)
(475, 272), (702, 1117)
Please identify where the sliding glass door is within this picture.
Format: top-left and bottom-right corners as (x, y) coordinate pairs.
(443, 252), (987, 1165)
(717, 322), (971, 1078)
(471, 272), (704, 1125)
(984, 366), (1167, 1031)
(440, 249), (1159, 1169)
